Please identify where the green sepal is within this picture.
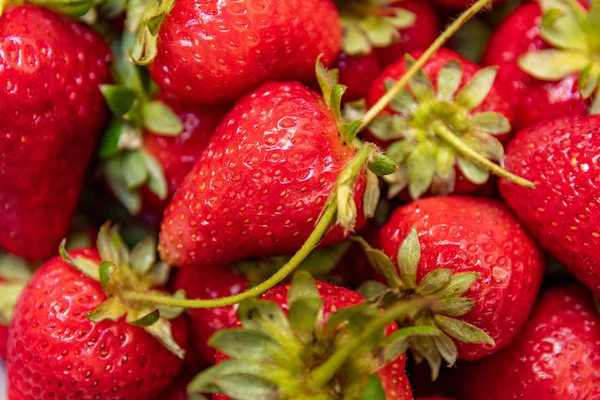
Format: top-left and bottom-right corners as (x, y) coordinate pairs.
(518, 49), (590, 80)
(357, 280), (389, 299)
(433, 314), (495, 345)
(350, 236), (404, 289)
(141, 100), (183, 135)
(405, 55), (436, 103)
(287, 271), (323, 342)
(407, 141), (436, 200)
(396, 226), (420, 290)
(455, 66), (498, 111)
(130, 236), (157, 276)
(0, 281), (28, 325)
(238, 299), (296, 344)
(129, 308), (160, 326)
(59, 240), (100, 281)
(100, 85), (137, 116)
(368, 154), (397, 176)
(376, 325), (442, 370)
(437, 59), (463, 101)
(433, 297), (477, 317)
(86, 296), (127, 323)
(416, 268), (453, 296)
(131, 0), (176, 65)
(579, 63), (600, 98)
(26, 0), (92, 17)
(435, 272), (480, 298)
(363, 170), (381, 219)
(209, 329), (285, 364)
(360, 374), (386, 400)
(99, 261), (117, 290)
(471, 111), (511, 134)
(457, 156), (490, 185)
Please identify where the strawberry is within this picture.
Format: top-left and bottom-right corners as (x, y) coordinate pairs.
(158, 72), (377, 268)
(0, 5), (112, 261)
(132, 0), (341, 104)
(189, 272), (427, 399)
(450, 284), (600, 400)
(334, 0), (439, 101)
(7, 224), (189, 399)
(366, 48), (516, 199)
(483, 0), (597, 130)
(173, 266), (248, 364)
(354, 196), (545, 378)
(499, 115), (600, 296)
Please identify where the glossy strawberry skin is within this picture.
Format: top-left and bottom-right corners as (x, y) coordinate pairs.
(451, 284), (600, 400)
(0, 6), (111, 261)
(337, 52), (381, 102)
(159, 82), (366, 268)
(499, 115), (600, 296)
(482, 2), (588, 130)
(141, 100), (228, 214)
(174, 266), (248, 364)
(150, 0), (341, 105)
(0, 276), (7, 361)
(7, 249), (188, 399)
(214, 281), (414, 400)
(380, 196), (545, 360)
(374, 0), (440, 67)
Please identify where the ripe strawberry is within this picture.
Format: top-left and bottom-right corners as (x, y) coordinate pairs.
(499, 115), (600, 296)
(483, 0), (596, 130)
(190, 272), (421, 399)
(335, 0), (439, 100)
(7, 224), (188, 399)
(159, 77), (372, 268)
(450, 284), (600, 400)
(360, 196), (545, 377)
(173, 266), (248, 364)
(0, 5), (111, 261)
(133, 0), (341, 104)
(366, 48), (514, 199)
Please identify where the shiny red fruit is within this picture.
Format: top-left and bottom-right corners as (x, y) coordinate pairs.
(500, 115), (600, 296)
(380, 196), (545, 360)
(451, 284), (600, 400)
(0, 6), (111, 261)
(337, 52), (381, 102)
(150, 0), (341, 104)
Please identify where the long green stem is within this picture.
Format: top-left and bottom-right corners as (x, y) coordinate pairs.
(432, 121), (535, 188)
(358, 0), (493, 131)
(122, 144), (374, 309)
(309, 299), (429, 387)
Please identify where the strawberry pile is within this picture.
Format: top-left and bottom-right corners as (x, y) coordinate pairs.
(1, 0), (600, 399)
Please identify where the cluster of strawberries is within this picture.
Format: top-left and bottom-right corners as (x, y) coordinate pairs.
(1, 0), (600, 399)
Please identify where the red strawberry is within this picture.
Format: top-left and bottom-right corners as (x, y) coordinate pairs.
(499, 115), (600, 296)
(7, 225), (188, 399)
(366, 48), (515, 199)
(338, 52), (382, 102)
(190, 272), (419, 399)
(0, 5), (111, 261)
(133, 0), (341, 104)
(364, 196), (545, 377)
(174, 266), (248, 364)
(159, 79), (371, 268)
(450, 284), (600, 400)
(483, 0), (596, 130)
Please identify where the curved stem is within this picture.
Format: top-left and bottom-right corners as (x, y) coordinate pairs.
(358, 0), (493, 131)
(432, 121), (535, 188)
(309, 299), (430, 387)
(121, 144), (374, 309)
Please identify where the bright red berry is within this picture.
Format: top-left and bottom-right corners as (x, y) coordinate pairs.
(0, 5), (111, 261)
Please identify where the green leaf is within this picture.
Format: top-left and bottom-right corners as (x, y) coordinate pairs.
(436, 272), (480, 298)
(471, 111), (511, 134)
(100, 84), (137, 116)
(455, 66), (498, 111)
(288, 298), (322, 344)
(368, 154), (397, 176)
(579, 64), (600, 98)
(357, 280), (389, 298)
(437, 59), (463, 101)
(0, 281), (28, 325)
(405, 55), (435, 103)
(142, 316), (186, 358)
(59, 241), (100, 281)
(456, 156), (489, 185)
(368, 115), (407, 141)
(342, 23), (372, 55)
(209, 329), (284, 363)
(379, 325), (441, 367)
(386, 80), (418, 115)
(104, 163), (142, 214)
(518, 49), (590, 80)
(140, 149), (168, 200)
(417, 269), (453, 296)
(97, 223), (123, 265)
(434, 297), (477, 317)
(122, 150), (149, 189)
(433, 332), (458, 366)
(130, 236), (157, 276)
(412, 336), (442, 381)
(360, 374), (386, 400)
(130, 309), (160, 326)
(288, 271), (321, 306)
(156, 289), (186, 320)
(386, 139), (416, 164)
(383, 169), (409, 199)
(407, 141), (435, 199)
(99, 262), (116, 291)
(340, 119), (362, 144)
(351, 236), (404, 288)
(434, 144), (455, 181)
(141, 101), (183, 135)
(237, 299), (295, 343)
(98, 119), (127, 159)
(539, 7), (587, 51)
(591, 86), (600, 114)
(358, 14), (399, 48)
(585, 0), (600, 53)
(363, 170), (381, 219)
(434, 314), (495, 345)
(396, 226), (420, 290)
(384, 7), (416, 29)
(316, 59), (339, 110)
(86, 297), (126, 323)
(214, 374), (279, 400)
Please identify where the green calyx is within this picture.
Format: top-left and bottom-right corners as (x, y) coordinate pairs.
(0, 0), (92, 18)
(59, 222), (186, 359)
(354, 227), (494, 380)
(370, 55), (514, 199)
(519, 0), (600, 113)
(335, 0), (416, 56)
(100, 36), (183, 214)
(316, 60), (396, 231)
(130, 0), (176, 65)
(0, 254), (33, 326)
(188, 271), (438, 400)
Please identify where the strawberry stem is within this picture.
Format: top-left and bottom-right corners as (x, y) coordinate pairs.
(121, 144), (375, 309)
(358, 0), (493, 131)
(431, 121), (535, 188)
(309, 298), (431, 388)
